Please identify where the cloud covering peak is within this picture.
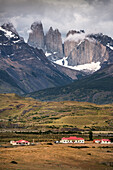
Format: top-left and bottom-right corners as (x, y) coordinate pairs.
(0, 0), (113, 41)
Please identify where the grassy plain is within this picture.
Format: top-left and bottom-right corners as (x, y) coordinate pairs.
(0, 142), (113, 170)
(0, 93), (113, 132)
(0, 93), (113, 170)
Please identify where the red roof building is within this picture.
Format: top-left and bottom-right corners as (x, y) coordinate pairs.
(60, 136), (85, 144)
(101, 139), (111, 144)
(10, 139), (30, 145)
(93, 139), (111, 144)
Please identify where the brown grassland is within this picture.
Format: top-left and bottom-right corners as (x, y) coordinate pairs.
(0, 142), (113, 170)
(0, 93), (113, 169)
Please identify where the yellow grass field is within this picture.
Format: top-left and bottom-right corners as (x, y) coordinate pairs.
(0, 93), (113, 131)
(0, 142), (113, 170)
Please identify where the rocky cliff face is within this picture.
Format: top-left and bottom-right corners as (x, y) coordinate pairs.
(88, 33), (113, 64)
(28, 21), (45, 50)
(67, 39), (109, 66)
(45, 27), (63, 60)
(28, 22), (63, 61)
(27, 22), (113, 73)
(64, 30), (112, 67)
(64, 30), (85, 58)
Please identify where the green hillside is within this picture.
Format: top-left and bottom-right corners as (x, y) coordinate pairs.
(26, 64), (113, 104)
(0, 93), (113, 132)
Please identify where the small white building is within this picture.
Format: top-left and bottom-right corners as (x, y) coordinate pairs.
(93, 139), (111, 144)
(93, 139), (101, 144)
(101, 139), (111, 144)
(10, 140), (30, 146)
(60, 136), (85, 144)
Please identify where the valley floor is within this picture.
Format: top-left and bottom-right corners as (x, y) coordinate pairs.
(0, 142), (113, 170)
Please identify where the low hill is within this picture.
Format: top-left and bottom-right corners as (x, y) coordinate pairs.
(0, 93), (113, 132)
(26, 64), (113, 104)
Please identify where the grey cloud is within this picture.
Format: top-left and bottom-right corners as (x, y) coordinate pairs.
(0, 0), (113, 41)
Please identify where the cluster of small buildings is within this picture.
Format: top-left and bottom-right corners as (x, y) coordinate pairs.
(10, 136), (112, 146)
(59, 136), (111, 144)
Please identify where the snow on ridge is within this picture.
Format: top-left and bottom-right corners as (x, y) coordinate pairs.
(45, 51), (52, 57)
(72, 62), (101, 72)
(0, 26), (15, 38)
(55, 57), (68, 66)
(45, 51), (58, 57)
(0, 27), (20, 43)
(0, 26), (22, 43)
(53, 52), (57, 54)
(13, 40), (21, 43)
(54, 57), (101, 72)
(107, 43), (113, 50)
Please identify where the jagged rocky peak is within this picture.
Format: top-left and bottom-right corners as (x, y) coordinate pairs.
(48, 26), (53, 32)
(66, 29), (85, 37)
(64, 30), (110, 68)
(88, 33), (113, 47)
(1, 22), (18, 35)
(64, 30), (86, 58)
(65, 29), (86, 43)
(28, 21), (45, 50)
(45, 27), (63, 60)
(27, 22), (63, 61)
(0, 22), (24, 44)
(31, 21), (42, 31)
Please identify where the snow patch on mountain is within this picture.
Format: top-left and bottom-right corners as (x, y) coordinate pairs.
(45, 51), (52, 57)
(45, 51), (58, 57)
(55, 57), (68, 66)
(0, 26), (15, 38)
(54, 57), (101, 73)
(72, 62), (101, 72)
(107, 43), (113, 50)
(0, 26), (21, 43)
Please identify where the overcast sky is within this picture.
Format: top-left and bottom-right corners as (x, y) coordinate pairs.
(0, 0), (113, 41)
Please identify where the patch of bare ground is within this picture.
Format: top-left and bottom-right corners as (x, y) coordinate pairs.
(0, 142), (113, 170)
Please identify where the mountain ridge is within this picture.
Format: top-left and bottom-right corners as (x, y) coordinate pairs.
(0, 21), (113, 105)
(27, 21), (113, 73)
(0, 23), (73, 94)
(25, 64), (113, 104)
